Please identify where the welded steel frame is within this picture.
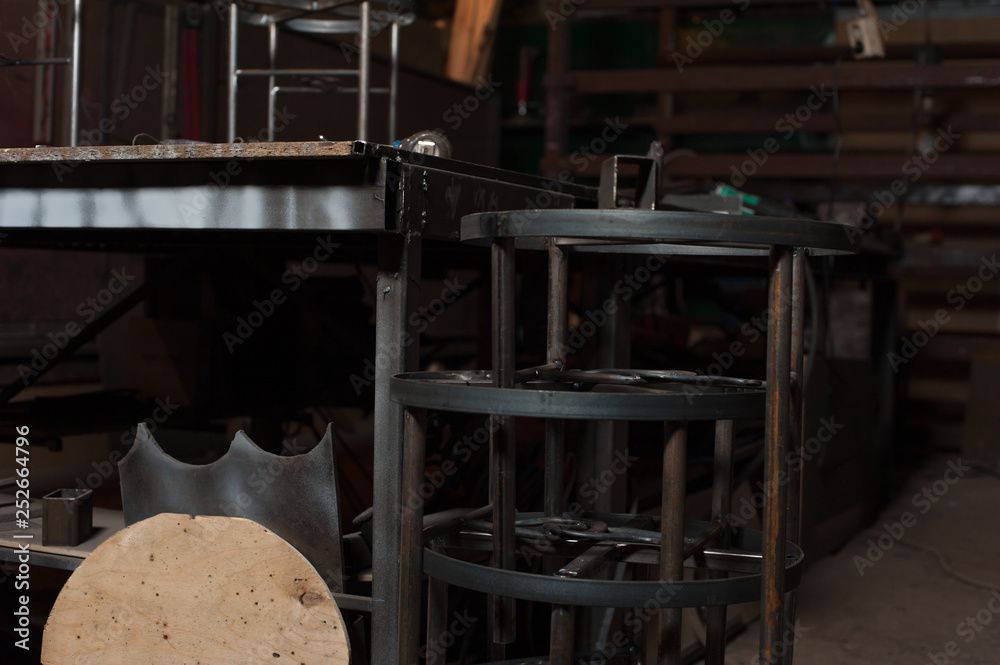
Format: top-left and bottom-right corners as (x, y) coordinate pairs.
(392, 208), (854, 664)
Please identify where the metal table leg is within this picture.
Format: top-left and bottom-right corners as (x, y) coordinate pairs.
(374, 232), (422, 665)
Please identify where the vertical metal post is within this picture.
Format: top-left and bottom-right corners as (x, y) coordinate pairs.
(69, 0), (82, 146)
(227, 2), (238, 142)
(545, 242), (568, 517)
(550, 607), (575, 665)
(358, 1), (370, 141)
(782, 249), (806, 665)
(659, 422), (687, 665)
(398, 406), (426, 663)
(761, 247), (793, 665)
(267, 21), (278, 142)
(426, 559), (449, 665)
(389, 17), (400, 143)
(490, 236), (517, 656)
(374, 232), (422, 665)
(705, 419), (734, 665)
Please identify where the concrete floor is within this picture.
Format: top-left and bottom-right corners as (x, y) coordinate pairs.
(722, 455), (1000, 665)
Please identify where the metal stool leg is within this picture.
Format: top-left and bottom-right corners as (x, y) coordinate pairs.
(389, 17), (400, 143)
(267, 21), (278, 142)
(227, 2), (238, 142)
(69, 0), (82, 147)
(358, 1), (370, 140)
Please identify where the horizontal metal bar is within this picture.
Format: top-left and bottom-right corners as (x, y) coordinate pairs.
(236, 68), (360, 77)
(330, 592), (374, 612)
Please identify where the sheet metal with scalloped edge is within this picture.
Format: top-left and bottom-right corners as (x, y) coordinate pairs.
(119, 423), (344, 592)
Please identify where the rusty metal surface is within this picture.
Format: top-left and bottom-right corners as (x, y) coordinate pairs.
(0, 141), (357, 163)
(119, 423), (344, 593)
(761, 247), (793, 665)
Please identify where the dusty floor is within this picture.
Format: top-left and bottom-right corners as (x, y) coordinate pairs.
(722, 455), (1000, 665)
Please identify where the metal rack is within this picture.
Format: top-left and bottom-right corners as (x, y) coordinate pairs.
(225, 0), (414, 143)
(391, 157), (856, 663)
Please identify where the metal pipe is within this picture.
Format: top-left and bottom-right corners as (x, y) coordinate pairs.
(705, 419), (734, 665)
(389, 17), (399, 143)
(69, 0), (82, 146)
(358, 1), (370, 140)
(399, 407), (426, 663)
(545, 243), (568, 517)
(760, 247), (793, 665)
(227, 2), (238, 142)
(782, 249), (807, 665)
(659, 422), (687, 665)
(234, 68), (360, 77)
(268, 21), (278, 142)
(490, 236), (517, 650)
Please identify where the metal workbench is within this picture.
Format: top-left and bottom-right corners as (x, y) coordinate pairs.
(0, 139), (597, 665)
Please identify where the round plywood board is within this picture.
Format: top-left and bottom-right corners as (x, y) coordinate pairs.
(41, 513), (350, 665)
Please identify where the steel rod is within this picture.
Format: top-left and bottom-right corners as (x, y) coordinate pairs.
(550, 607), (575, 665)
(659, 422), (687, 665)
(782, 249), (807, 665)
(545, 242), (568, 517)
(227, 2), (238, 142)
(267, 22), (278, 142)
(389, 18), (399, 143)
(705, 419), (734, 665)
(760, 246), (793, 665)
(69, 0), (82, 146)
(491, 236), (517, 650)
(358, 1), (370, 140)
(399, 407), (426, 663)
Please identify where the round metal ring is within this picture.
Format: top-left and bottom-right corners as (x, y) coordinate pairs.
(391, 370), (765, 421)
(461, 209), (857, 254)
(424, 521), (803, 609)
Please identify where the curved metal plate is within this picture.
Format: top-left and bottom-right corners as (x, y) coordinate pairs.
(119, 424), (344, 592)
(424, 521), (803, 608)
(461, 209), (858, 254)
(391, 370), (765, 421)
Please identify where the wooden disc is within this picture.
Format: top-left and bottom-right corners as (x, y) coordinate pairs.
(41, 513), (350, 665)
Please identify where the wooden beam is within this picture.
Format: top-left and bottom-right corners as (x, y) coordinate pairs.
(446, 0), (504, 84)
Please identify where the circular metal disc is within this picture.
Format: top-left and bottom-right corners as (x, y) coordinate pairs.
(391, 371), (765, 421)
